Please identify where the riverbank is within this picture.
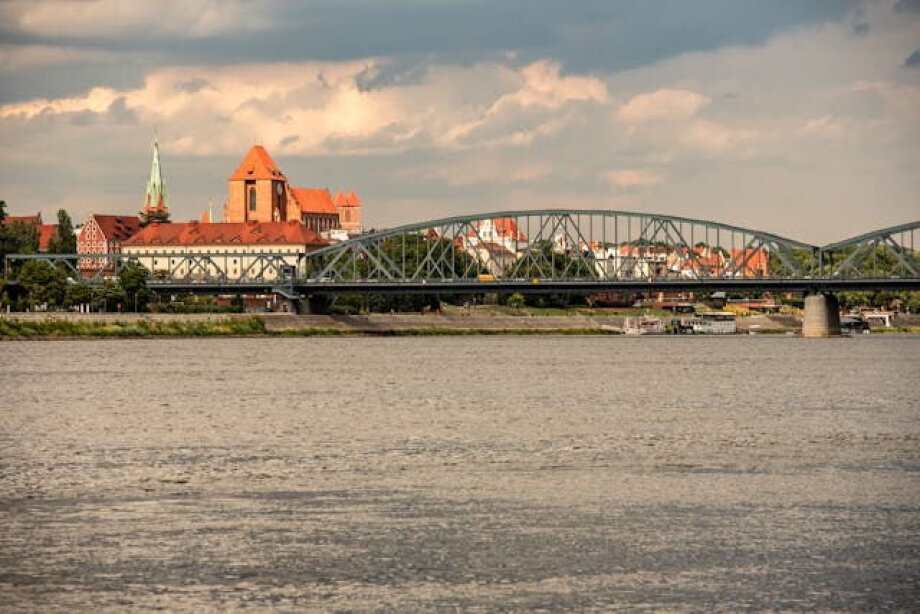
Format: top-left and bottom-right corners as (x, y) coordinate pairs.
(3, 312), (918, 338)
(0, 314), (626, 338)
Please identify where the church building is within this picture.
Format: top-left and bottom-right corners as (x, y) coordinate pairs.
(222, 146), (363, 235)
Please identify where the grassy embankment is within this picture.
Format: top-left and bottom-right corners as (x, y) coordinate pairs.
(0, 317), (269, 338)
(0, 317), (622, 338)
(866, 326), (920, 334)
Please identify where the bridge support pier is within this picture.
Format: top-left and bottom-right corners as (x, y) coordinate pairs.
(802, 292), (841, 337)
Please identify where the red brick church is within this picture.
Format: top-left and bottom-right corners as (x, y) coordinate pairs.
(222, 145), (362, 234)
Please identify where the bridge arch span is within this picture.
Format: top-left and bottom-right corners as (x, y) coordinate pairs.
(303, 208), (820, 283)
(307, 208), (816, 259)
(818, 220), (919, 278)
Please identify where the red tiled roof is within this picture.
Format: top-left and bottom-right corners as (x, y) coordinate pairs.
(37, 224), (58, 252)
(229, 145), (286, 181)
(123, 220), (326, 247)
(332, 190), (362, 207)
(2, 214), (42, 227)
(469, 217), (527, 241)
(91, 215), (140, 242)
(291, 187), (337, 215)
(730, 248), (769, 276)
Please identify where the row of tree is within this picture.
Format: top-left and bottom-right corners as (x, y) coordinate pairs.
(1, 259), (152, 312)
(0, 200), (78, 261)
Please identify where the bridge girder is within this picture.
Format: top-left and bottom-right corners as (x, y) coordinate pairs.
(816, 220), (920, 278)
(299, 209), (823, 286)
(4, 210), (918, 292)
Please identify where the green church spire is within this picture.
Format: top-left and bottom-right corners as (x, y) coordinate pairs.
(143, 137), (167, 215)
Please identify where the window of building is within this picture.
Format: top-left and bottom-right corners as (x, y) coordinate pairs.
(249, 185), (257, 211)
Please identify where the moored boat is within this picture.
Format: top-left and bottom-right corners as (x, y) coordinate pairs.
(684, 311), (737, 334)
(624, 316), (665, 335)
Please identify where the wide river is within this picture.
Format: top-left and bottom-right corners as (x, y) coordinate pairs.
(1, 336), (918, 611)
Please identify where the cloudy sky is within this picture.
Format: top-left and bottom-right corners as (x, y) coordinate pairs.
(1, 0), (918, 243)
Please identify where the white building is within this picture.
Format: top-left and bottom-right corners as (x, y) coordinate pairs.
(122, 220), (327, 281)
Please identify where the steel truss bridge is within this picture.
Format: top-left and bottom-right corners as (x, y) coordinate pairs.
(5, 210), (919, 297)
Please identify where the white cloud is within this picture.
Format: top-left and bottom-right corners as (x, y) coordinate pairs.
(0, 58), (610, 157)
(401, 157), (555, 187)
(0, 86), (123, 118)
(678, 119), (759, 153)
(603, 168), (663, 188)
(616, 88), (709, 122)
(801, 115), (846, 138)
(442, 60), (608, 148)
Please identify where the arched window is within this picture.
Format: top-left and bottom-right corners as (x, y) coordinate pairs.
(248, 186), (257, 211)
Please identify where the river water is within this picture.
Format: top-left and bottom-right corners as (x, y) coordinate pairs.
(1, 336), (918, 611)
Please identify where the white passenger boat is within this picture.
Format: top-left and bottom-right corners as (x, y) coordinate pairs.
(686, 311), (737, 334)
(623, 316), (665, 335)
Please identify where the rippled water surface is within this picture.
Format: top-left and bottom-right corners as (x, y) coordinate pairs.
(1, 336), (919, 611)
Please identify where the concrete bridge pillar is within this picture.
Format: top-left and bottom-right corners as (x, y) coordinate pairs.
(802, 292), (841, 337)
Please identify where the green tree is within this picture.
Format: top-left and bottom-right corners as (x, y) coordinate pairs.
(505, 240), (594, 280)
(63, 282), (94, 309)
(19, 260), (67, 308)
(118, 262), (152, 311)
(94, 279), (128, 312)
(506, 293), (525, 309)
(837, 291), (873, 310)
(0, 209), (39, 265)
(47, 209), (77, 254)
(905, 292), (920, 314)
(767, 247), (815, 277)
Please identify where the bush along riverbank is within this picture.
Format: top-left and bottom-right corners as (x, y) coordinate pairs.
(0, 316), (627, 338)
(0, 317), (268, 338)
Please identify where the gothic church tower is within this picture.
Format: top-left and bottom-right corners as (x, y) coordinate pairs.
(224, 145), (289, 223)
(143, 138), (168, 217)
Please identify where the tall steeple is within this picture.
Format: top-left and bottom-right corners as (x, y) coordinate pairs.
(143, 137), (168, 216)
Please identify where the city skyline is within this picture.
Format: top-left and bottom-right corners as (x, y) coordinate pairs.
(1, 0), (919, 244)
